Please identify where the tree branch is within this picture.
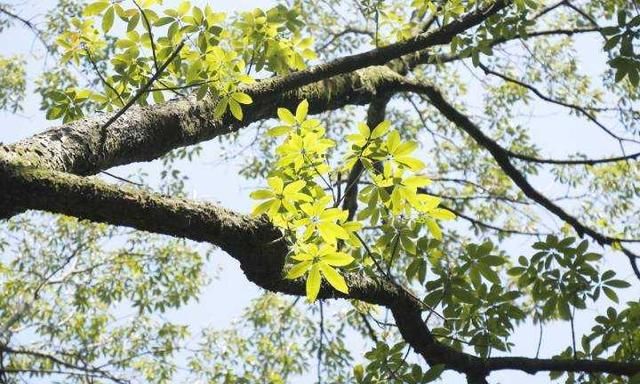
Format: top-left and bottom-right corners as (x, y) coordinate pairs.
(1, 156), (638, 381)
(2, 1), (508, 177)
(399, 80), (640, 279)
(478, 62), (640, 145)
(2, 66), (406, 175)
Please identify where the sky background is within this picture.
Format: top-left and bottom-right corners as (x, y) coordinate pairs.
(1, 0), (638, 383)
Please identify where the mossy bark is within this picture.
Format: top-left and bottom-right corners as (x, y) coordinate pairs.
(4, 66), (404, 177)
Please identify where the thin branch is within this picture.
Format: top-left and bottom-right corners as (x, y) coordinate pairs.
(399, 79), (640, 279)
(132, 0), (158, 72)
(84, 47), (126, 106)
(317, 27), (374, 52)
(100, 171), (144, 187)
(478, 62), (640, 145)
(0, 6), (51, 50)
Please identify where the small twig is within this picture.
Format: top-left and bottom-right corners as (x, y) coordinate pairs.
(99, 39), (186, 148)
(100, 171), (144, 187)
(132, 0), (158, 72)
(535, 318), (543, 358)
(317, 301), (324, 384)
(84, 47), (126, 106)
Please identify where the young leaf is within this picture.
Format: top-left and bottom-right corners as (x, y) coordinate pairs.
(319, 263), (348, 294)
(306, 264), (321, 302)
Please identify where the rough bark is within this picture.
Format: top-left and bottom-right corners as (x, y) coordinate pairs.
(1, 158), (638, 381)
(3, 66), (405, 175)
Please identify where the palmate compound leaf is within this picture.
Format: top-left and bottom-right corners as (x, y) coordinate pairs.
(297, 196), (351, 244)
(383, 130), (425, 172)
(285, 244), (354, 302)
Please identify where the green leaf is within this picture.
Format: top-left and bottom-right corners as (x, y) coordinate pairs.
(102, 6), (115, 33)
(46, 106), (65, 120)
(213, 98), (228, 118)
(306, 264), (321, 302)
(277, 107), (296, 125)
(152, 90), (165, 104)
(84, 1), (110, 16)
(602, 286), (619, 303)
(154, 16), (175, 26)
(228, 99), (243, 121)
(231, 92), (252, 105)
(319, 263), (348, 294)
(482, 255), (505, 266)
(604, 279), (631, 288)
(452, 287), (477, 304)
(558, 299), (571, 320)
(422, 364), (445, 382)
(127, 13), (140, 32)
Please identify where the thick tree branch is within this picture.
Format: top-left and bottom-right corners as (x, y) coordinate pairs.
(3, 66), (406, 175)
(1, 157), (638, 381)
(3, 0), (508, 177)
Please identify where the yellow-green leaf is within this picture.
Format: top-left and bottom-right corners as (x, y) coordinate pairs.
(426, 219), (442, 240)
(286, 261), (312, 279)
(283, 180), (306, 194)
(229, 99), (243, 121)
(231, 92), (253, 105)
(295, 99), (309, 123)
(318, 222), (350, 243)
(306, 264), (321, 302)
(397, 157), (425, 171)
(371, 120), (390, 139)
(267, 176), (284, 193)
(277, 107), (296, 125)
(319, 263), (348, 294)
(249, 189), (273, 200)
(102, 6), (115, 33)
(267, 126), (292, 137)
(321, 252), (354, 266)
(430, 208), (456, 220)
(252, 200), (275, 216)
(213, 98), (228, 118)
(84, 1), (110, 16)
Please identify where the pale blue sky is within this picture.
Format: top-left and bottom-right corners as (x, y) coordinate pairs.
(1, 1), (638, 383)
